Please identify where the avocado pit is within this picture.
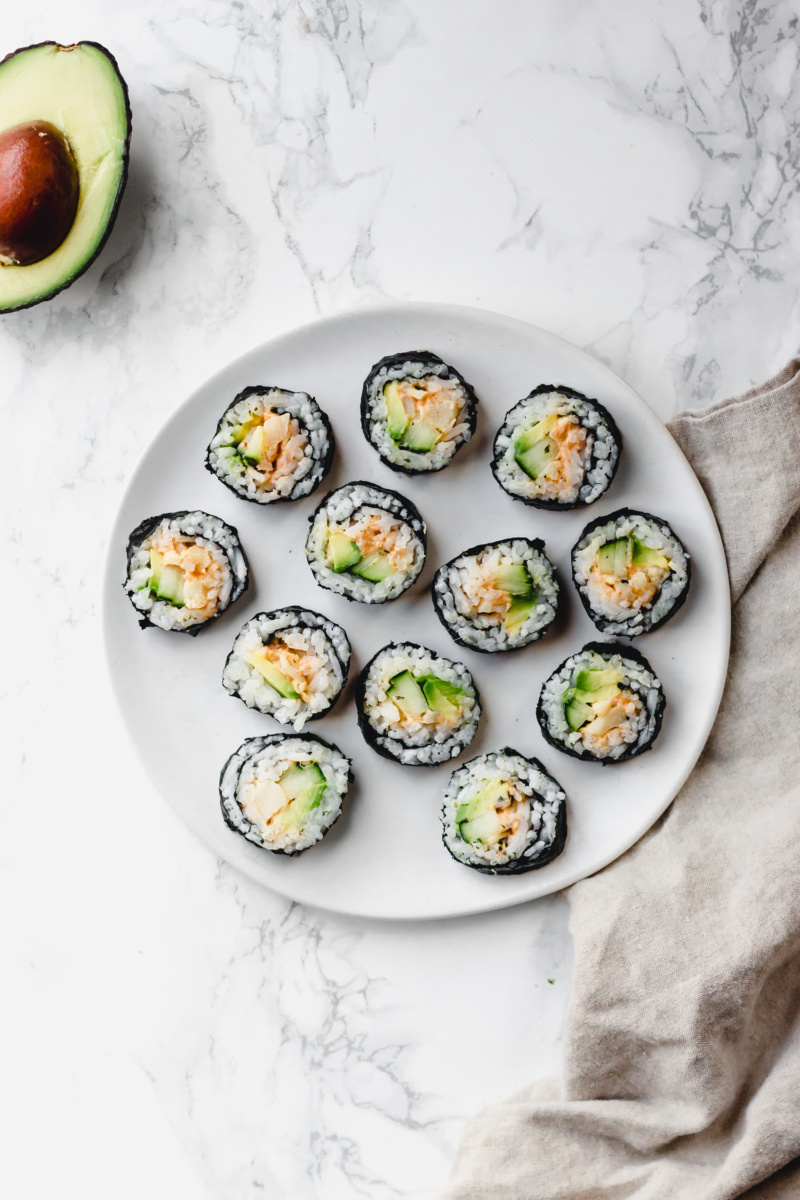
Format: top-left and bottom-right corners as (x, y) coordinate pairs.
(0, 120), (79, 265)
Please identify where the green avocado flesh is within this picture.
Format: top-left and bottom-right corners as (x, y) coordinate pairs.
(564, 667), (623, 730)
(249, 652), (299, 699)
(504, 595), (538, 634)
(513, 416), (559, 480)
(387, 670), (464, 720)
(457, 779), (508, 845)
(327, 530), (362, 572)
(149, 550), (185, 606)
(384, 381), (409, 442)
(598, 535), (670, 576)
(239, 424), (266, 464)
(0, 42), (130, 312)
(351, 551), (394, 582)
(276, 763), (326, 830)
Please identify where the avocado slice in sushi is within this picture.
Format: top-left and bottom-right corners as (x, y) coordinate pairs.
(327, 530), (362, 573)
(247, 650), (300, 699)
(351, 551), (394, 582)
(503, 595), (538, 634)
(419, 674), (464, 718)
(384, 381), (409, 442)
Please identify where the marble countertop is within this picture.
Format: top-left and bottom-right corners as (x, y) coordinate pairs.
(3, 2), (799, 1197)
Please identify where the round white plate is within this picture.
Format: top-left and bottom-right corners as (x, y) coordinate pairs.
(103, 302), (730, 920)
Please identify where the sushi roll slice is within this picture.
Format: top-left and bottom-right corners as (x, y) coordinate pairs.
(356, 642), (481, 766)
(360, 350), (478, 474)
(492, 384), (621, 510)
(572, 508), (691, 636)
(432, 538), (559, 653)
(124, 510), (249, 634)
(222, 607), (351, 730)
(305, 481), (426, 604)
(441, 749), (567, 875)
(206, 385), (333, 505)
(220, 732), (351, 856)
(537, 641), (665, 764)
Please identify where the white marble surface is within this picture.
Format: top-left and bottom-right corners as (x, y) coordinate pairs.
(2, 2), (799, 1196)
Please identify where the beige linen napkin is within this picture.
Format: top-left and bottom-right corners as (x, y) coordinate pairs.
(443, 361), (800, 1200)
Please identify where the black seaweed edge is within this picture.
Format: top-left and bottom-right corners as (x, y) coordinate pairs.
(490, 383), (623, 511)
(0, 40), (132, 315)
(219, 730), (353, 857)
(204, 385), (335, 505)
(359, 350), (480, 476)
(431, 536), (561, 654)
(123, 509), (250, 636)
(355, 641), (482, 766)
(304, 480), (428, 605)
(535, 640), (667, 765)
(441, 746), (568, 875)
(570, 507), (692, 636)
(221, 604), (352, 723)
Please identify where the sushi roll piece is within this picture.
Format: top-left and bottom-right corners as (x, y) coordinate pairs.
(220, 732), (351, 856)
(305, 481), (426, 604)
(360, 350), (478, 474)
(572, 508), (691, 636)
(432, 537), (559, 653)
(356, 642), (481, 766)
(222, 607), (351, 730)
(537, 641), (665, 764)
(124, 510), (249, 634)
(206, 385), (333, 505)
(441, 749), (567, 875)
(491, 383), (621, 510)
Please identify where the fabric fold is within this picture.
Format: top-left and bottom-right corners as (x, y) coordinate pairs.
(442, 360), (800, 1200)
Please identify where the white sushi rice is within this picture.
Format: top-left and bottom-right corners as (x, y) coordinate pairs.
(222, 609), (350, 730)
(364, 356), (474, 472)
(360, 643), (480, 765)
(433, 539), (559, 651)
(125, 511), (247, 632)
(207, 387), (330, 503)
(493, 388), (619, 506)
(538, 646), (663, 761)
(306, 483), (426, 603)
(441, 750), (565, 870)
(220, 735), (350, 854)
(572, 511), (690, 635)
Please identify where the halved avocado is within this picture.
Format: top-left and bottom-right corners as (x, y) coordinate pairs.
(0, 41), (131, 313)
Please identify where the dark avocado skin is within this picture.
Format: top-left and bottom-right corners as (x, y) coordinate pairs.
(431, 536), (560, 653)
(304, 480), (427, 604)
(204, 385), (335, 505)
(360, 350), (480, 475)
(355, 641), (481, 766)
(536, 640), (666, 765)
(443, 747), (568, 875)
(221, 605), (352, 722)
(124, 509), (250, 636)
(219, 731), (353, 857)
(491, 383), (623, 511)
(0, 40), (131, 313)
(571, 507), (692, 635)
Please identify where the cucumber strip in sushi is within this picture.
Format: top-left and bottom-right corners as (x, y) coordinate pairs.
(360, 350), (478, 474)
(492, 384), (621, 509)
(432, 537), (559, 652)
(356, 642), (481, 765)
(206, 385), (334, 504)
(537, 642), (665, 764)
(124, 510), (249, 634)
(222, 607), (351, 729)
(441, 749), (567, 874)
(220, 732), (351, 855)
(572, 508), (691, 636)
(305, 481), (427, 604)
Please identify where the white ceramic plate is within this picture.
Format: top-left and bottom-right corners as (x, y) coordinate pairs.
(103, 303), (730, 920)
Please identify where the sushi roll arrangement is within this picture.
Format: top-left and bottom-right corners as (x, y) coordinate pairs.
(432, 538), (559, 653)
(441, 749), (567, 874)
(305, 481), (427, 604)
(124, 510), (249, 634)
(220, 732), (351, 855)
(222, 607), (351, 730)
(537, 642), (665, 764)
(360, 351), (478, 474)
(572, 509), (691, 636)
(492, 384), (621, 510)
(357, 643), (481, 765)
(206, 385), (333, 505)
